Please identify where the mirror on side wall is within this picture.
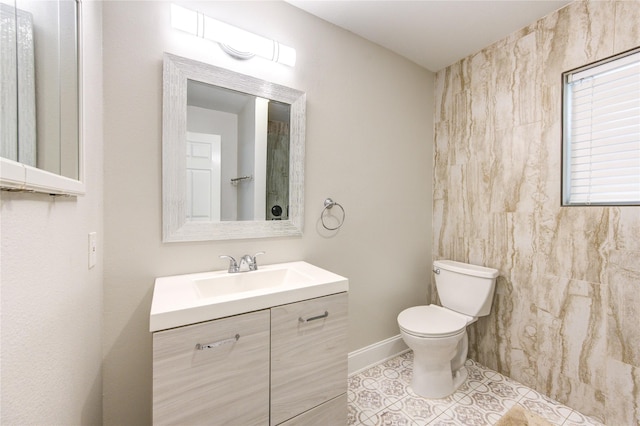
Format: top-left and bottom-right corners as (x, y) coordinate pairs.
(162, 53), (306, 242)
(0, 0), (83, 195)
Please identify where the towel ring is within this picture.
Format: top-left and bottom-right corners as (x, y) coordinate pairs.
(321, 198), (345, 231)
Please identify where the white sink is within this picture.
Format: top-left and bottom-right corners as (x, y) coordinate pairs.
(194, 268), (313, 299)
(150, 261), (348, 331)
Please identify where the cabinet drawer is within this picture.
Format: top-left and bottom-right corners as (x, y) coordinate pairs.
(153, 310), (270, 425)
(270, 293), (348, 425)
(278, 393), (346, 426)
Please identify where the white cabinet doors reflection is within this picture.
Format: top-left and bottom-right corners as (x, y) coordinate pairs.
(0, 0), (82, 195)
(0, 4), (36, 167)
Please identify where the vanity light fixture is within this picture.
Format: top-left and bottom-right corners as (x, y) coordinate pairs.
(170, 4), (296, 67)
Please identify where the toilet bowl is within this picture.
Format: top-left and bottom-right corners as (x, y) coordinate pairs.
(397, 260), (499, 398)
(398, 305), (474, 398)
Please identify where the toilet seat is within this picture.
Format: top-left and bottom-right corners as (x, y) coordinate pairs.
(398, 305), (470, 338)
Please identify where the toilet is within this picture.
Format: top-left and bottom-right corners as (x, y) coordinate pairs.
(397, 259), (499, 398)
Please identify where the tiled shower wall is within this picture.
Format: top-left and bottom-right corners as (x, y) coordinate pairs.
(432, 1), (640, 424)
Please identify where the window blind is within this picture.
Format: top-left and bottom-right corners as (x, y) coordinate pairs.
(563, 48), (640, 206)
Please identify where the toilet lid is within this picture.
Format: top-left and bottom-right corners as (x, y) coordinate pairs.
(398, 305), (469, 338)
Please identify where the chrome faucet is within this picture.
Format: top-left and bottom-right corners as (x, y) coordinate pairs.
(219, 255), (239, 273)
(220, 252), (265, 273)
(239, 251), (265, 272)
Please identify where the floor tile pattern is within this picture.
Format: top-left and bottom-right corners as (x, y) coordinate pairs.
(347, 352), (606, 426)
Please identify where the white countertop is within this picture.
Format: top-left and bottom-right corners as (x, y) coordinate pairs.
(150, 261), (348, 332)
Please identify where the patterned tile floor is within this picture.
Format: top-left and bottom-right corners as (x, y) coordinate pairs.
(347, 351), (605, 426)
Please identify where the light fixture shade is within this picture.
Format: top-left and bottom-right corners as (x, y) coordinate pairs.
(170, 4), (199, 36)
(276, 44), (296, 67)
(171, 4), (296, 67)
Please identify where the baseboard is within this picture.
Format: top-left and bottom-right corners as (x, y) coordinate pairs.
(348, 334), (409, 376)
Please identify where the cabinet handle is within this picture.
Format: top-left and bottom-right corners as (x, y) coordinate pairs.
(298, 311), (329, 323)
(195, 334), (240, 350)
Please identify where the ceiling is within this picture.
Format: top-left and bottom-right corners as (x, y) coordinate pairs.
(286, 1), (572, 72)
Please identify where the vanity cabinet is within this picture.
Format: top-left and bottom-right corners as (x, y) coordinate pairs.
(152, 292), (347, 425)
(152, 310), (270, 425)
(278, 394), (347, 426)
(271, 292), (348, 425)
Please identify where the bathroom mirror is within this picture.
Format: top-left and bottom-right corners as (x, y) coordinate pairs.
(0, 0), (83, 195)
(162, 53), (306, 242)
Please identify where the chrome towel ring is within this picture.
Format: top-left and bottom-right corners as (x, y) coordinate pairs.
(321, 198), (345, 230)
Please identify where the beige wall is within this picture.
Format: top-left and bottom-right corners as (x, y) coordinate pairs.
(0, 2), (104, 424)
(102, 1), (434, 423)
(433, 1), (640, 424)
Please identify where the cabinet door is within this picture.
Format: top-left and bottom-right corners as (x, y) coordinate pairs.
(153, 310), (270, 425)
(270, 293), (348, 425)
(278, 394), (347, 426)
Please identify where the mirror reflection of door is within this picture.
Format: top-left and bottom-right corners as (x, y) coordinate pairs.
(186, 79), (291, 223)
(186, 132), (221, 222)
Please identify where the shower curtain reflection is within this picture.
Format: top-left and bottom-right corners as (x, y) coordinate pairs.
(266, 121), (290, 220)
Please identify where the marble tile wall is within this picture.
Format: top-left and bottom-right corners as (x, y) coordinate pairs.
(432, 1), (640, 424)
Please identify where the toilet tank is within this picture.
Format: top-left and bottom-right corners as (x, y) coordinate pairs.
(434, 260), (499, 317)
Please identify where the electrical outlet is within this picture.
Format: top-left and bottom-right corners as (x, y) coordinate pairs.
(88, 232), (97, 269)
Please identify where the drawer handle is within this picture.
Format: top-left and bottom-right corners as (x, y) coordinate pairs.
(299, 311), (329, 323)
(195, 334), (240, 350)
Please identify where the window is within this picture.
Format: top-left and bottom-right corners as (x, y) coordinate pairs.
(562, 47), (640, 206)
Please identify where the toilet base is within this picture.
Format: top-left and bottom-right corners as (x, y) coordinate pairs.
(411, 359), (468, 399)
(404, 331), (470, 399)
